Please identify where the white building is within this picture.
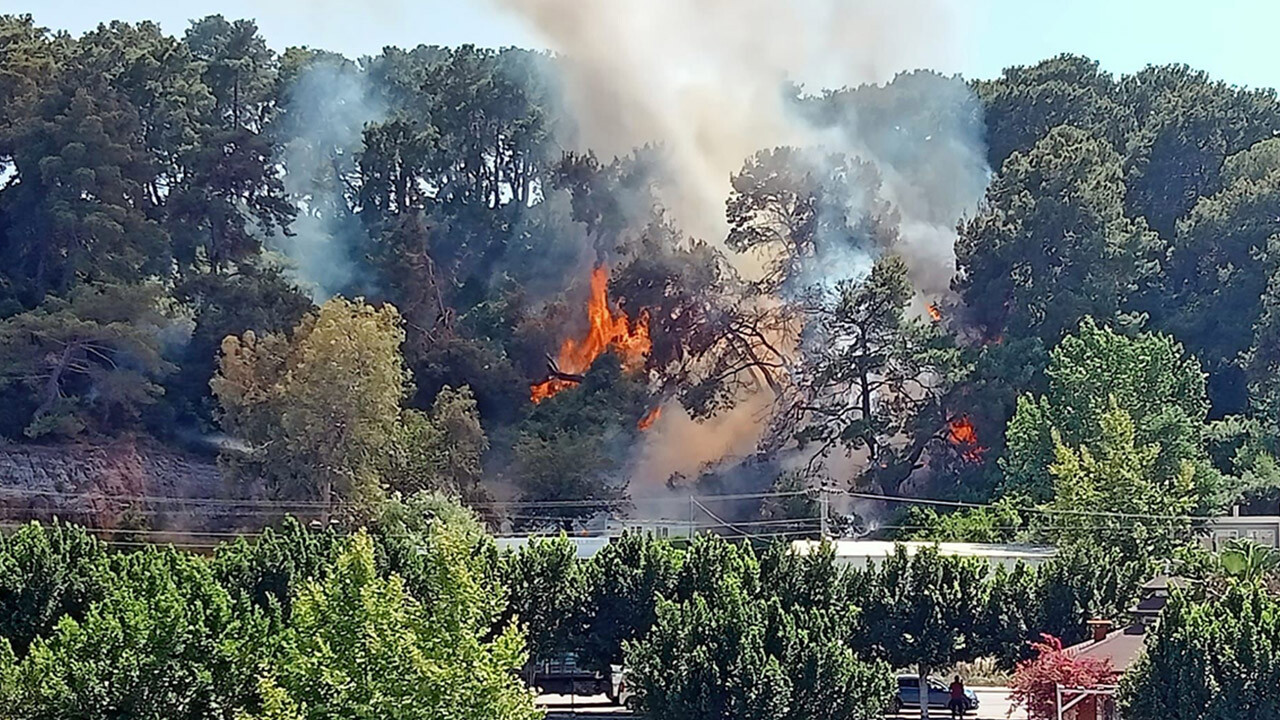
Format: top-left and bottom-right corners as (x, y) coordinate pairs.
(1203, 515), (1280, 550)
(495, 535), (612, 559)
(789, 539), (1057, 571)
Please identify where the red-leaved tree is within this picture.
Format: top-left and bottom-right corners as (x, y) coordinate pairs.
(1009, 634), (1114, 720)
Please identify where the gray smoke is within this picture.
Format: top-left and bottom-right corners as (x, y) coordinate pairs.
(496, 0), (992, 498)
(494, 0), (988, 300)
(271, 58), (387, 302)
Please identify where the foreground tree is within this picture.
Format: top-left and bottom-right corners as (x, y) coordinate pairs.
(498, 536), (586, 662)
(0, 547), (266, 719)
(0, 521), (108, 658)
(1009, 634), (1113, 720)
(578, 532), (680, 672)
(242, 530), (538, 720)
(626, 536), (892, 720)
(854, 546), (985, 720)
(1119, 581), (1280, 720)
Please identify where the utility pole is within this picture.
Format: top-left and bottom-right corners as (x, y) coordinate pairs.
(688, 495), (694, 540)
(819, 481), (829, 540)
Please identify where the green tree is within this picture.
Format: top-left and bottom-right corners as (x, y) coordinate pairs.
(1032, 545), (1148, 648)
(1119, 581), (1280, 720)
(854, 546), (985, 720)
(167, 262), (312, 427)
(243, 530), (538, 720)
(212, 297), (409, 508)
(498, 536), (586, 662)
(211, 517), (342, 619)
(627, 535), (892, 720)
(1246, 264), (1280, 424)
(975, 54), (1129, 168)
(0, 521), (108, 658)
(1119, 65), (1280, 239)
(1044, 401), (1197, 566)
(0, 283), (176, 439)
(1002, 317), (1220, 508)
(1163, 158), (1280, 413)
(578, 533), (680, 672)
(0, 546), (266, 719)
(955, 125), (1158, 344)
(904, 497), (1026, 544)
(0, 57), (169, 302)
(171, 16), (293, 272)
(974, 562), (1040, 667)
(627, 583), (790, 720)
(389, 385), (489, 502)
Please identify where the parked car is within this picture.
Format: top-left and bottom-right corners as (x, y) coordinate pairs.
(523, 653), (614, 698)
(891, 675), (979, 713)
(609, 664), (636, 709)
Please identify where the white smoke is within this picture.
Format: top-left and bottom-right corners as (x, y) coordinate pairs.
(494, 0), (988, 298)
(272, 58), (387, 302)
(496, 0), (991, 498)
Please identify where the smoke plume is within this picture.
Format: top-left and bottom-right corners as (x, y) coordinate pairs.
(497, 0), (992, 506)
(495, 0), (988, 297)
(272, 58), (387, 302)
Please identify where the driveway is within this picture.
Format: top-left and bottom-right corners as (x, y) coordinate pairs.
(887, 687), (1023, 720)
(539, 686), (1023, 719)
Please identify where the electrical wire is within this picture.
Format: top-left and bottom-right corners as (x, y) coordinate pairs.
(837, 488), (1218, 523)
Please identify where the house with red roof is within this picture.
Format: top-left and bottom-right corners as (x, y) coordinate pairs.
(1055, 575), (1189, 720)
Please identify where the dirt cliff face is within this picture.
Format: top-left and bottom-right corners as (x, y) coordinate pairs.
(0, 437), (228, 532)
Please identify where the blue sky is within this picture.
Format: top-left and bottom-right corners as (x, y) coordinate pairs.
(14, 0), (1280, 89)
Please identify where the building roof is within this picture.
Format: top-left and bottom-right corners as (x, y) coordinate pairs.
(1141, 575), (1192, 592)
(1067, 624), (1148, 673)
(494, 536), (611, 559)
(789, 540), (1057, 561)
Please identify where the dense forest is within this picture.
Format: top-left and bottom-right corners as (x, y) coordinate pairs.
(1, 12), (1279, 542)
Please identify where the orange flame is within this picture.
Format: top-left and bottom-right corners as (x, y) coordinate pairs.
(637, 406), (662, 430)
(947, 415), (985, 463)
(927, 303), (942, 322)
(530, 265), (651, 403)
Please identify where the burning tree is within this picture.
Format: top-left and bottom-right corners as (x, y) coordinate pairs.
(768, 255), (969, 493)
(529, 264), (652, 403)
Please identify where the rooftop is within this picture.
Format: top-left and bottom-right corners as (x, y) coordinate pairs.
(790, 540), (1058, 561)
(495, 536), (612, 559)
(1067, 624), (1148, 673)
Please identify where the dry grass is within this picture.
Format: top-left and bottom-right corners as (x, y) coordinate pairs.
(944, 657), (1012, 687)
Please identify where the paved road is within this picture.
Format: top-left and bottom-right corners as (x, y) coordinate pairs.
(886, 688), (1023, 720)
(539, 687), (1022, 719)
(539, 693), (632, 719)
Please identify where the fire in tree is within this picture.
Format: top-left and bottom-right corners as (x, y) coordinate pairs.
(926, 303), (942, 322)
(947, 415), (985, 462)
(637, 405), (662, 430)
(530, 265), (652, 403)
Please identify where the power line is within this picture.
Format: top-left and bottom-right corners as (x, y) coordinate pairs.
(838, 489), (1217, 523)
(0, 487), (341, 509)
(0, 487), (811, 509)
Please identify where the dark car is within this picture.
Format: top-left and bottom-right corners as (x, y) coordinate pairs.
(891, 675), (979, 713)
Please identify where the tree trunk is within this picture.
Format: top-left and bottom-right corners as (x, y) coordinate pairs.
(919, 665), (931, 720)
